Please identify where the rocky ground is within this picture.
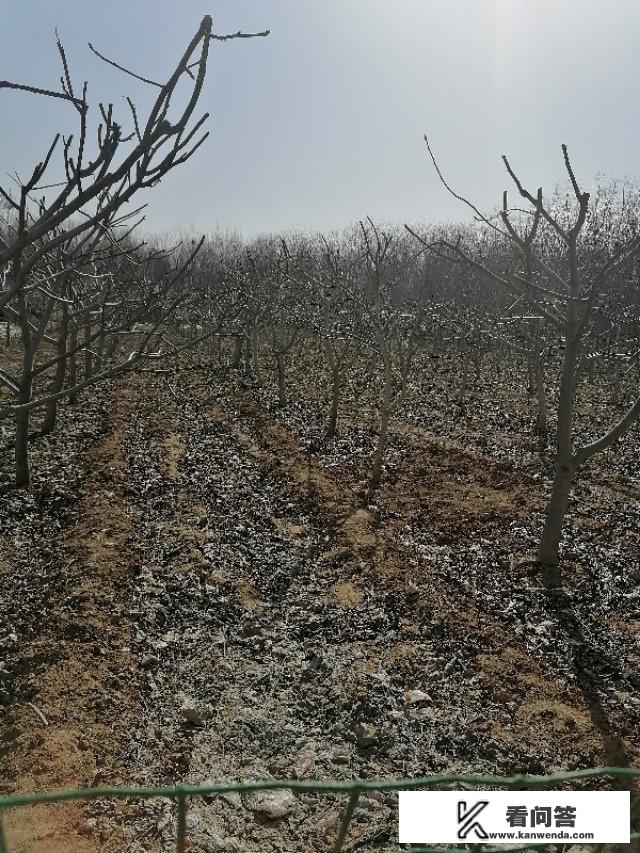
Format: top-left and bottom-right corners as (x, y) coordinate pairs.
(0, 350), (639, 851)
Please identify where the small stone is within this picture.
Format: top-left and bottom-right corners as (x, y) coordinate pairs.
(246, 789), (296, 819)
(368, 790), (386, 803)
(353, 722), (378, 748)
(533, 620), (555, 635)
(185, 814), (201, 831)
(316, 810), (341, 834)
(267, 757), (289, 775)
(357, 794), (380, 811)
(195, 834), (245, 853)
(220, 791), (243, 808)
(294, 748), (316, 779)
(79, 818), (97, 836)
(179, 696), (208, 726)
(406, 583), (420, 599)
(412, 706), (434, 721)
(403, 689), (433, 708)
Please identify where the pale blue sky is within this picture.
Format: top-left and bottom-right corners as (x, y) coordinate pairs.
(1, 0), (639, 238)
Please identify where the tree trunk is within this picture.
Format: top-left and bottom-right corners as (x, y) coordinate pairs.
(369, 351), (393, 491)
(95, 307), (106, 370)
(457, 353), (469, 406)
(15, 351), (33, 488)
(83, 313), (93, 380)
(398, 357), (412, 405)
(535, 356), (547, 437)
(527, 356), (536, 396)
(243, 336), (252, 379)
(474, 352), (482, 384)
(537, 461), (575, 567)
(275, 352), (286, 407)
(611, 370), (622, 405)
(252, 329), (261, 385)
(212, 333), (222, 364)
(537, 321), (579, 566)
(15, 407), (31, 488)
(105, 335), (118, 360)
(324, 342), (341, 437)
(41, 307), (69, 436)
(327, 363), (341, 437)
(68, 320), (79, 405)
(14, 288), (34, 488)
(231, 335), (243, 369)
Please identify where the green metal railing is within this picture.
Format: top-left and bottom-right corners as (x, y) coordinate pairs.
(0, 767), (638, 852)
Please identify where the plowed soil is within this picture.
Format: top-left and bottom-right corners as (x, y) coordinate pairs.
(1, 354), (639, 851)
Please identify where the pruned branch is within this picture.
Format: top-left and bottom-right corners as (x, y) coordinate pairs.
(210, 29), (270, 42)
(0, 79), (85, 109)
(574, 394), (640, 466)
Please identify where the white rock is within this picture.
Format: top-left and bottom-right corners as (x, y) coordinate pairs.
(195, 834), (245, 853)
(294, 748), (316, 779)
(246, 789), (297, 819)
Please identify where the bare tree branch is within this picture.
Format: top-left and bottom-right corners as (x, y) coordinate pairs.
(0, 79), (85, 108)
(88, 42), (163, 87)
(210, 29), (270, 42)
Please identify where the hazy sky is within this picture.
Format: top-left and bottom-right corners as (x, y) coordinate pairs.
(1, 0), (639, 239)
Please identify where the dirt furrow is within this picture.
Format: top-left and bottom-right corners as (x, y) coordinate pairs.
(193, 382), (640, 776)
(2, 382), (143, 853)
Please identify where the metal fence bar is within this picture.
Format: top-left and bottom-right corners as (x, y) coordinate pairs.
(0, 767), (636, 852)
(175, 788), (187, 853)
(0, 811), (8, 853)
(332, 786), (361, 853)
(1, 766), (639, 810)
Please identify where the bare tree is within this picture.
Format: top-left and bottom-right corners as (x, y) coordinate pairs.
(408, 137), (640, 568)
(315, 235), (359, 438)
(252, 239), (307, 407)
(0, 16), (270, 486)
(359, 219), (423, 492)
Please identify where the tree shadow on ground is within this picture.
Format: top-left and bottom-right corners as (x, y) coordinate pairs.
(542, 562), (640, 849)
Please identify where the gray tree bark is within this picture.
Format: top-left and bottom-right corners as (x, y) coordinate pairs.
(369, 349), (393, 491)
(41, 306), (69, 436)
